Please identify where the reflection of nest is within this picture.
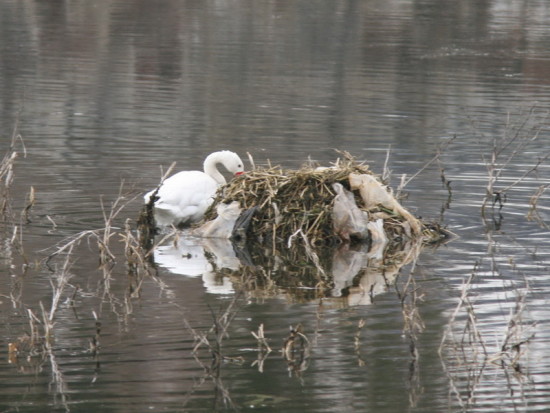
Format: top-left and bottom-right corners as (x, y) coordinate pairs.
(218, 239), (423, 305)
(231, 243), (334, 302)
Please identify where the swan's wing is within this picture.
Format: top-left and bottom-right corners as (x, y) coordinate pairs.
(156, 171), (218, 205)
(152, 171), (219, 224)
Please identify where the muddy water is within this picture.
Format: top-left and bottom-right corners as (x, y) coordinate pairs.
(1, 0), (550, 412)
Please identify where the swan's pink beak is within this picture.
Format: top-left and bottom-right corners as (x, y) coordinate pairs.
(235, 171), (244, 176)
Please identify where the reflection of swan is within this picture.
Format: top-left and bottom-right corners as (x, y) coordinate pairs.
(154, 237), (236, 294)
(144, 151), (244, 227)
(154, 238), (208, 277)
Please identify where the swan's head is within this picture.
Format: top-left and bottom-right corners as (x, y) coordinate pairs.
(218, 151), (245, 176)
(203, 151), (245, 185)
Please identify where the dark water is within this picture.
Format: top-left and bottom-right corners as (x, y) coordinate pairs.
(1, 0), (550, 412)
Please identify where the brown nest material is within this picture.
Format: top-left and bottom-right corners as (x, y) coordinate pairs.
(204, 154), (423, 248)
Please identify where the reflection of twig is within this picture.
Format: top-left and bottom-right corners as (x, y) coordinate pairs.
(181, 280), (250, 410)
(21, 186), (35, 224)
(287, 229), (326, 277)
(47, 350), (70, 412)
(354, 319), (366, 367)
(12, 279), (72, 413)
(251, 324), (272, 372)
(440, 252), (535, 410)
(487, 279), (535, 373)
(89, 311), (102, 384)
(440, 263), (477, 353)
(282, 324), (311, 379)
(439, 262), (489, 410)
(394, 260), (425, 409)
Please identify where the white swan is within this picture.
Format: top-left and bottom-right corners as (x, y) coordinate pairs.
(144, 151), (244, 227)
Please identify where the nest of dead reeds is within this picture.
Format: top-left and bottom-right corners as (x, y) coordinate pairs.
(204, 154), (412, 247)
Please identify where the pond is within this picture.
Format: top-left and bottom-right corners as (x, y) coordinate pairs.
(1, 0), (549, 412)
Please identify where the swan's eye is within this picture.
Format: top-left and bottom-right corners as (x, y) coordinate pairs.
(238, 164), (242, 168)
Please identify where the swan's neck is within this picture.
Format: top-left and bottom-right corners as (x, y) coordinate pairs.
(203, 153), (227, 185)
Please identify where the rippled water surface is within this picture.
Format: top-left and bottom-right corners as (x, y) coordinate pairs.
(1, 1), (550, 412)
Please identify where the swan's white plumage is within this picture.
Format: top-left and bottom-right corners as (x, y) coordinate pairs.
(144, 151), (244, 227)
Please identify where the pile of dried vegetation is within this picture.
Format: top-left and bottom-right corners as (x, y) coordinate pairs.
(203, 153), (440, 249)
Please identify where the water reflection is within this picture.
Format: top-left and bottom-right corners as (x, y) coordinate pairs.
(154, 237), (237, 295)
(153, 231), (424, 307)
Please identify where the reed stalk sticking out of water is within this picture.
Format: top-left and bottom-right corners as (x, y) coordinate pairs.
(8, 245), (74, 411)
(44, 243), (75, 337)
(97, 180), (140, 267)
(527, 184), (549, 230)
(479, 107), (549, 220)
(395, 135), (457, 200)
(0, 115), (26, 220)
(0, 117), (32, 266)
(47, 181), (141, 269)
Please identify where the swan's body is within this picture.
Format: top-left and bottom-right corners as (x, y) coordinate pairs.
(144, 151), (244, 227)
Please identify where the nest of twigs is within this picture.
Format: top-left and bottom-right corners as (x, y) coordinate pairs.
(204, 154), (418, 248)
